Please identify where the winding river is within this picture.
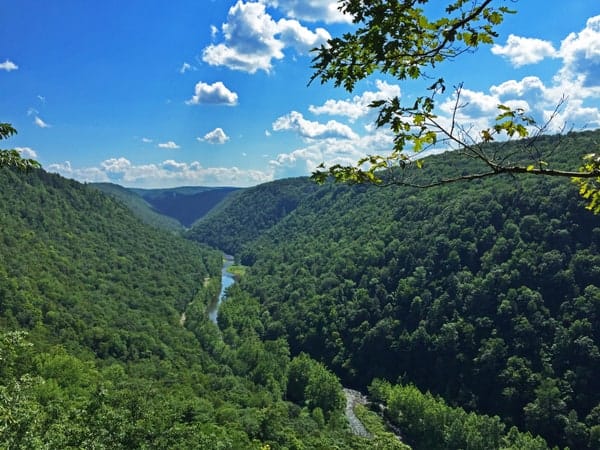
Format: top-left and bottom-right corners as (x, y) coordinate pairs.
(207, 254), (235, 324)
(202, 254), (402, 442)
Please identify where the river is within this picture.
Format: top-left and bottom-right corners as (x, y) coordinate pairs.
(207, 254), (235, 324)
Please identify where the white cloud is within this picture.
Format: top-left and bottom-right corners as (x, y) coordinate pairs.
(47, 161), (110, 183)
(264, 0), (351, 23)
(200, 127), (230, 144)
(269, 128), (394, 178)
(141, 137), (153, 143)
(490, 76), (546, 98)
(210, 24), (219, 38)
(14, 147), (38, 159)
(34, 116), (50, 128)
(202, 0), (330, 73)
(48, 157), (273, 187)
(491, 35), (557, 67)
(309, 80), (401, 121)
(158, 141), (180, 149)
(558, 15), (600, 88)
(273, 110), (358, 139)
(277, 18), (330, 54)
(102, 157), (132, 174)
(186, 81), (238, 105)
(179, 62), (195, 73)
(0, 60), (18, 71)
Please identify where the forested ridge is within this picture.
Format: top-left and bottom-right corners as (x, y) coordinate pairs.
(131, 186), (241, 228)
(191, 130), (600, 449)
(187, 178), (321, 255)
(91, 182), (183, 232)
(0, 167), (408, 448)
(3, 132), (599, 449)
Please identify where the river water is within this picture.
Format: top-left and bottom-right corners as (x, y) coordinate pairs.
(208, 254), (235, 324)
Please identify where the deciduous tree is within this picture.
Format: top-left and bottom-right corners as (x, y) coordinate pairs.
(310, 0), (600, 212)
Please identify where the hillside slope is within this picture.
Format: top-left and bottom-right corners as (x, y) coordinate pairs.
(216, 130), (600, 449)
(91, 182), (183, 232)
(0, 167), (407, 449)
(187, 177), (321, 254)
(132, 185), (240, 227)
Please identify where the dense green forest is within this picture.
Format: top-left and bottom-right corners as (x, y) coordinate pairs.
(189, 130), (600, 449)
(6, 132), (599, 448)
(1, 167), (411, 448)
(91, 182), (183, 232)
(131, 186), (240, 228)
(187, 178), (321, 255)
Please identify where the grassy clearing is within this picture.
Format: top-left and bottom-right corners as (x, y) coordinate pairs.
(227, 264), (247, 278)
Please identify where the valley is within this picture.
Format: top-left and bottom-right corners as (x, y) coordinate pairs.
(2, 130), (600, 448)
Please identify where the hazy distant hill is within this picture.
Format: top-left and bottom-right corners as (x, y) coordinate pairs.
(131, 186), (240, 227)
(91, 182), (183, 232)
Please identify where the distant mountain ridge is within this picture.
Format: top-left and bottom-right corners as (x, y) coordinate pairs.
(131, 185), (240, 227)
(91, 183), (241, 229)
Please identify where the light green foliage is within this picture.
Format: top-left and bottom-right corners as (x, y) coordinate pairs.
(0, 123), (41, 170)
(369, 380), (550, 450)
(310, 1), (600, 212)
(287, 353), (345, 416)
(574, 153), (600, 213)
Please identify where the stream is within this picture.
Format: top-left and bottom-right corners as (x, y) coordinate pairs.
(207, 254), (235, 324)
(202, 255), (400, 442)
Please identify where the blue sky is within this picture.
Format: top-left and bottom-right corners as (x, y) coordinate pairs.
(2, 0), (599, 187)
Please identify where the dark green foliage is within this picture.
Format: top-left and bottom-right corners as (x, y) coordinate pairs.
(216, 130), (600, 448)
(0, 167), (387, 449)
(132, 185), (240, 228)
(0, 123), (40, 171)
(187, 177), (320, 255)
(91, 182), (183, 232)
(287, 353), (345, 415)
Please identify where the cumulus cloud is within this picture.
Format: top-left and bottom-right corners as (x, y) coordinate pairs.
(273, 111), (358, 139)
(269, 128), (394, 178)
(34, 116), (50, 128)
(187, 81), (238, 105)
(47, 161), (110, 183)
(158, 141), (180, 149)
(491, 35), (557, 67)
(0, 60), (18, 71)
(444, 15), (600, 134)
(48, 157), (273, 187)
(309, 80), (401, 121)
(558, 15), (600, 88)
(200, 127), (230, 144)
(14, 147), (38, 159)
(202, 0), (330, 73)
(277, 18), (331, 54)
(264, 0), (351, 23)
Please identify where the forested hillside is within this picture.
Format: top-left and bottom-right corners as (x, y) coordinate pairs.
(132, 186), (240, 228)
(0, 167), (406, 449)
(187, 178), (321, 255)
(91, 182), (183, 232)
(191, 130), (600, 449)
